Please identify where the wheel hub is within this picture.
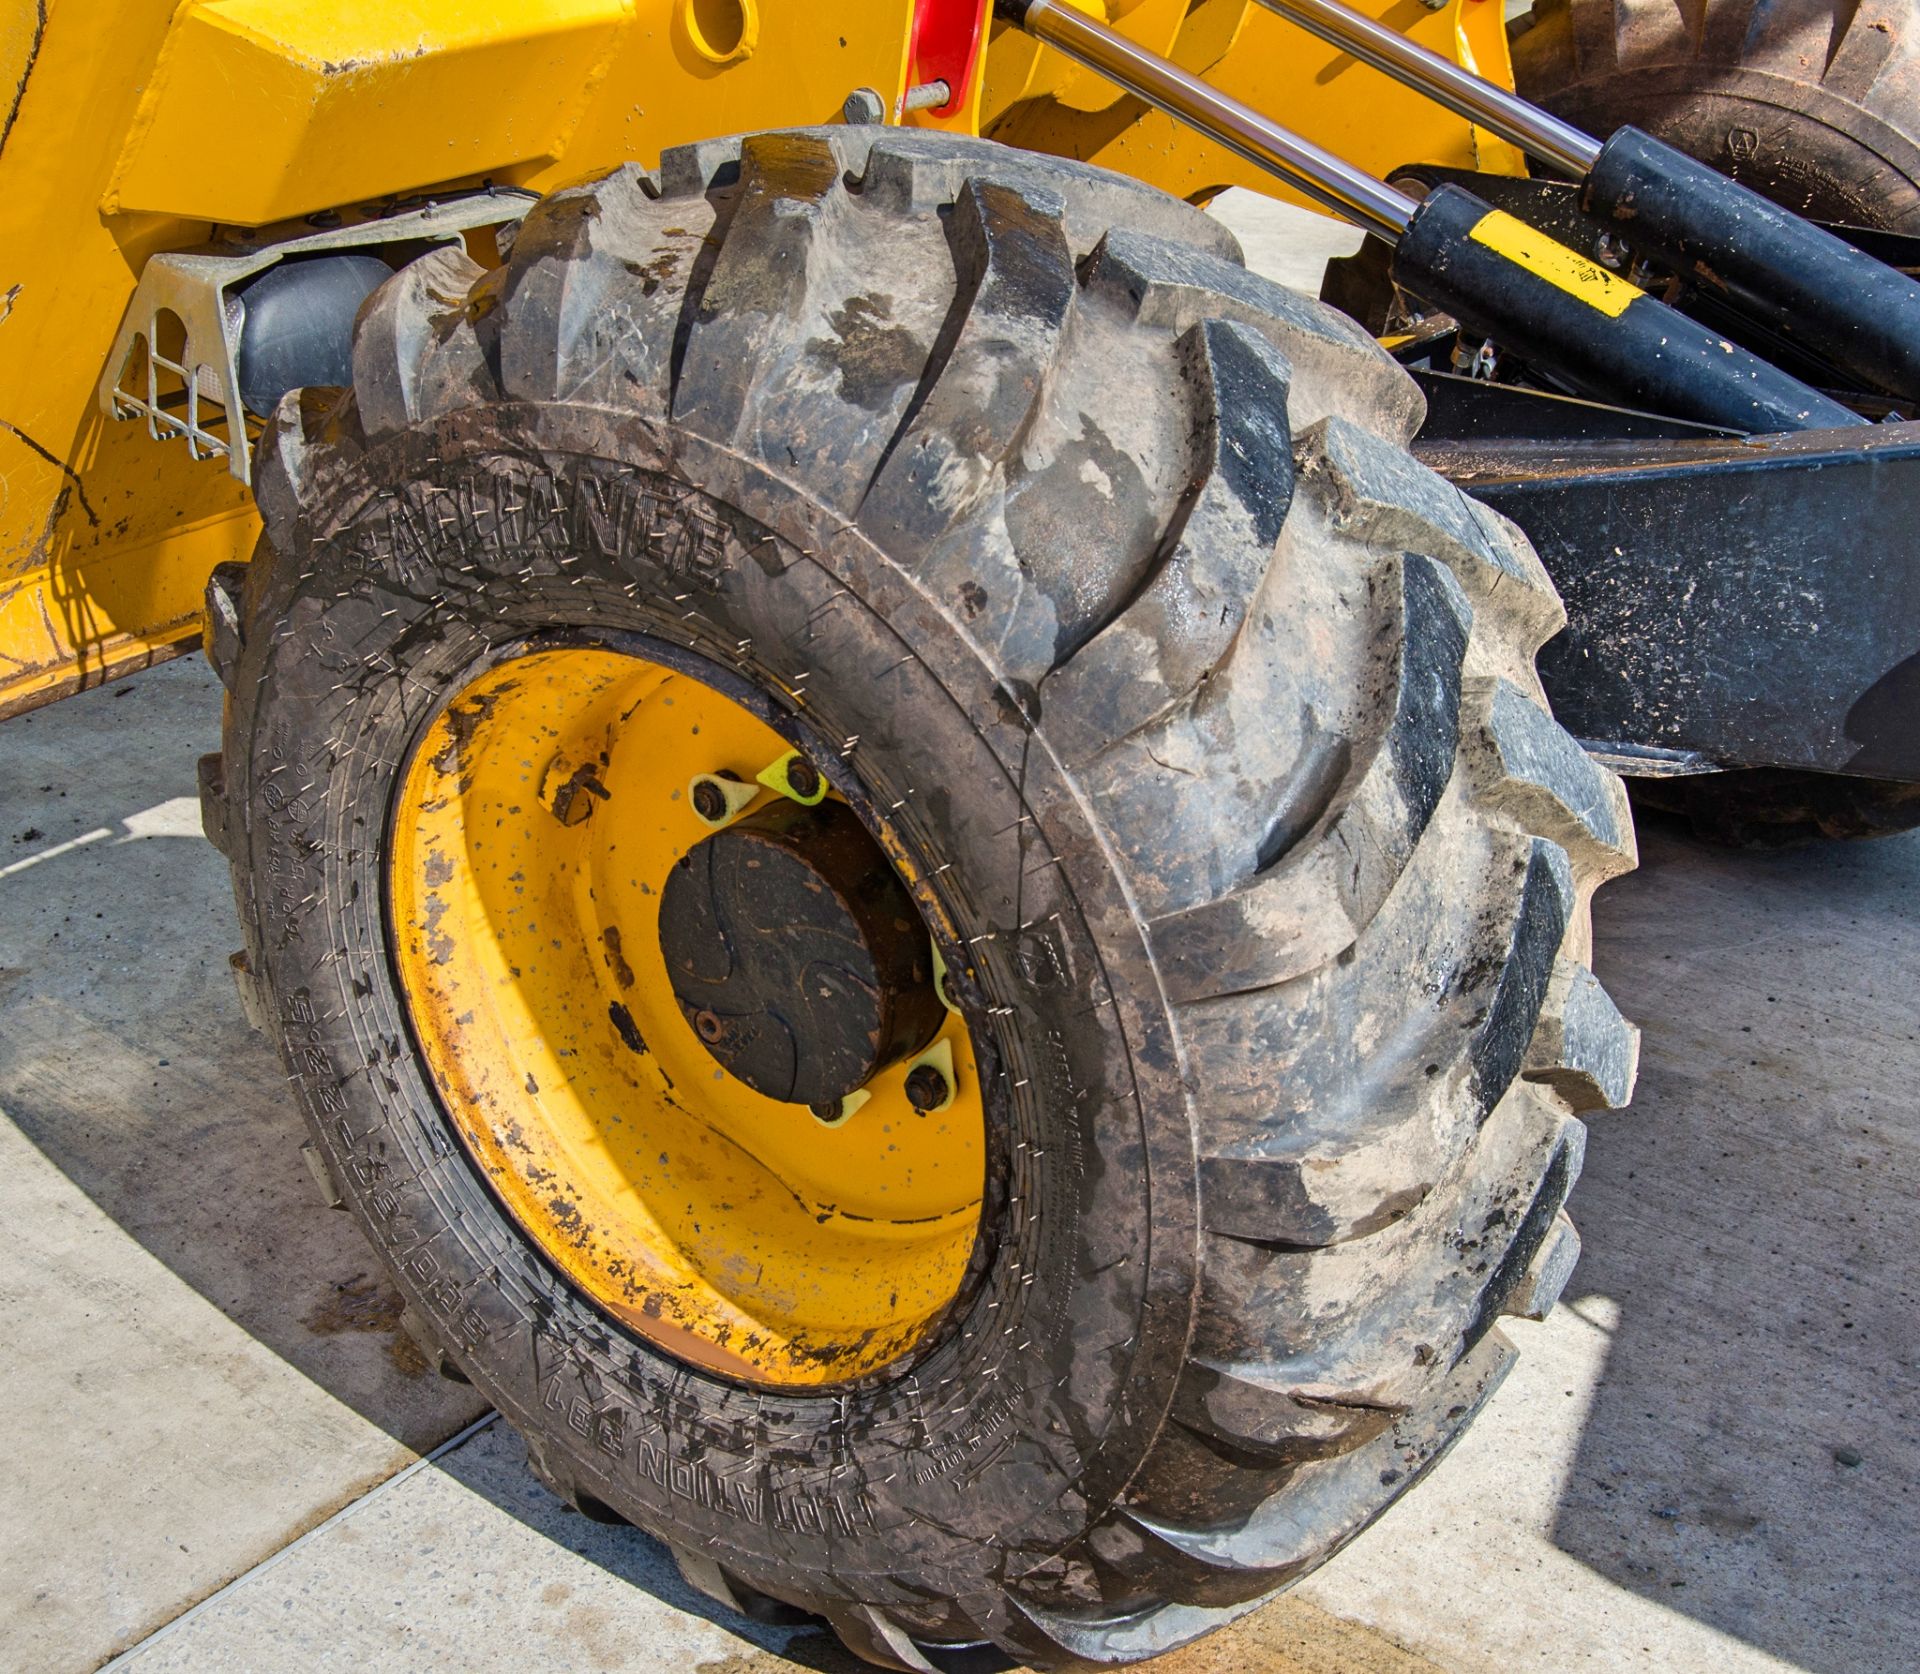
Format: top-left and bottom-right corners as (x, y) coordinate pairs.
(658, 799), (946, 1107)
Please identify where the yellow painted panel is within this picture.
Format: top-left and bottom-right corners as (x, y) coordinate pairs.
(107, 0), (636, 223)
(0, 0), (262, 720)
(547, 0), (914, 185)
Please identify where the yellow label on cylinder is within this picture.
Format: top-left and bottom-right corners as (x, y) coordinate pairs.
(1468, 209), (1639, 319)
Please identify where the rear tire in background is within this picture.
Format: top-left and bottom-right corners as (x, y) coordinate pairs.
(202, 128), (1637, 1668)
(1513, 0), (1920, 230)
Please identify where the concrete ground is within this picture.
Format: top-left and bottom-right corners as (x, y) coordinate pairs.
(3, 197), (1915, 1674)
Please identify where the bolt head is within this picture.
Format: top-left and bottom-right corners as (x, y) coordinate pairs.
(842, 87), (886, 126)
(692, 779), (729, 821)
(904, 1064), (949, 1112)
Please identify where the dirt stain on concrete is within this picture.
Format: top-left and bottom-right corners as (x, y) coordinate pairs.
(302, 1271), (428, 1377)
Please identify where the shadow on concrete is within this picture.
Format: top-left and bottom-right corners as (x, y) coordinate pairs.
(1557, 814), (1920, 1674)
(0, 659), (486, 1453)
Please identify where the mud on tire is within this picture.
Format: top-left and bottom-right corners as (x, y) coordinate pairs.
(204, 128), (1638, 1668)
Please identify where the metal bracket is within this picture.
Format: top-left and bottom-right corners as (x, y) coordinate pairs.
(96, 192), (535, 486)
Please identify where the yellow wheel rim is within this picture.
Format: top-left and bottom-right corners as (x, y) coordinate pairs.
(389, 643), (986, 1386)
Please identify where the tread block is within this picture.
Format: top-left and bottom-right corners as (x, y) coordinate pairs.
(201, 561), (248, 690)
(352, 246), (499, 437)
(656, 123), (1227, 272)
(1468, 839), (1576, 1111)
(657, 135), (747, 197)
(857, 130), (1244, 260)
(1146, 552), (1470, 999)
(297, 1137), (345, 1209)
(856, 179), (1094, 686)
(1188, 831), (1572, 1249)
(197, 751), (231, 856)
(670, 1544), (748, 1614)
(671, 132), (846, 445)
(397, 1302), (472, 1383)
(1008, 1592), (1269, 1667)
(1470, 1124), (1586, 1341)
(1503, 1209), (1582, 1322)
(1174, 1360), (1395, 1465)
(1118, 1330), (1513, 1581)
(228, 948), (270, 1034)
(858, 177), (1075, 557)
(496, 164), (697, 416)
(1524, 955), (1641, 1111)
(829, 1604), (938, 1672)
(1041, 319), (1296, 761)
(252, 386), (365, 556)
(1080, 228), (1423, 439)
(1194, 1098), (1575, 1411)
(689, 162), (954, 517)
(1466, 676), (1636, 876)
(1309, 415), (1565, 669)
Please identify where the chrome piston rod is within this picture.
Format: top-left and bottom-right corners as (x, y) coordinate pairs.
(1251, 0), (1602, 177)
(1012, 0), (1418, 241)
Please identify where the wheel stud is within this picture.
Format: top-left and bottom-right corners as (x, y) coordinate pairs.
(905, 1064), (949, 1112)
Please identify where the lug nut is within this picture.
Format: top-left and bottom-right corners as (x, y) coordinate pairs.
(842, 87), (886, 125)
(692, 779), (730, 821)
(905, 1063), (949, 1112)
(785, 756), (821, 800)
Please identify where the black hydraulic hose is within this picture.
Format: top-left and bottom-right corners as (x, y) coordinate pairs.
(1253, 0), (1920, 403)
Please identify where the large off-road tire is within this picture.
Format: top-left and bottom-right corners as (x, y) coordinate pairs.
(201, 128), (1637, 1668)
(1513, 0), (1920, 230)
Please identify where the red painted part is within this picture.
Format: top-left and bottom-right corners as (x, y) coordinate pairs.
(911, 0), (989, 117)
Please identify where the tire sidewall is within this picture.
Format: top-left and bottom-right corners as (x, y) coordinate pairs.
(230, 399), (1200, 1619)
(1534, 65), (1920, 231)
